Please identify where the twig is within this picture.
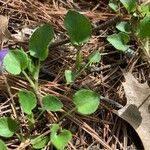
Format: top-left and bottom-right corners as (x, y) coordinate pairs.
(90, 61), (124, 72)
(92, 15), (121, 33)
(2, 72), (18, 119)
(101, 96), (123, 109)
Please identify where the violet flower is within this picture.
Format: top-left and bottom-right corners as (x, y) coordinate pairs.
(0, 48), (9, 67)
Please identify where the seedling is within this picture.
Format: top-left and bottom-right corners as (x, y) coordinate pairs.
(64, 10), (101, 84)
(64, 10), (92, 76)
(107, 0), (150, 59)
(50, 124), (72, 150)
(0, 10), (101, 149)
(65, 50), (101, 84)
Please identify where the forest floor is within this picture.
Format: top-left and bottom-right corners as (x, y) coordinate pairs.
(0, 0), (149, 150)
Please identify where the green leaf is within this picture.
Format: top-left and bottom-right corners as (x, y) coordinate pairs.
(51, 124), (72, 150)
(0, 140), (7, 150)
(120, 0), (136, 13)
(140, 4), (150, 16)
(107, 32), (130, 52)
(88, 51), (101, 64)
(109, 0), (118, 12)
(116, 21), (131, 33)
(0, 117), (17, 137)
(42, 95), (63, 112)
(73, 89), (100, 115)
(3, 49), (28, 75)
(64, 10), (92, 46)
(65, 70), (76, 84)
(29, 24), (54, 61)
(31, 136), (49, 149)
(138, 16), (150, 38)
(18, 90), (37, 115)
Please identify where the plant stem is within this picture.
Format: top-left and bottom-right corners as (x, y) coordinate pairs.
(75, 61), (90, 79)
(34, 60), (40, 91)
(22, 71), (35, 91)
(33, 60), (43, 106)
(75, 46), (82, 70)
(22, 59), (40, 94)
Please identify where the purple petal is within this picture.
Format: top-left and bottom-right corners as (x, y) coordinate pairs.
(0, 48), (9, 66)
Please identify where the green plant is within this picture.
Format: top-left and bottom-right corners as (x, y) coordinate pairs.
(31, 136), (49, 149)
(73, 89), (100, 115)
(0, 117), (17, 138)
(64, 10), (101, 84)
(0, 10), (101, 149)
(107, 0), (150, 59)
(0, 140), (7, 150)
(50, 124), (72, 150)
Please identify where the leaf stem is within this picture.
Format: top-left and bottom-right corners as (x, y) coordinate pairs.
(34, 60), (40, 91)
(75, 61), (90, 79)
(22, 71), (35, 91)
(75, 46), (82, 70)
(33, 60), (43, 106)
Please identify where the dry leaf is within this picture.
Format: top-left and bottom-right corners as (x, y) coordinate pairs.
(114, 72), (150, 150)
(139, 0), (150, 5)
(0, 15), (12, 46)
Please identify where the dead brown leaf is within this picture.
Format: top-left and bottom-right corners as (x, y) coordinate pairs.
(0, 15), (12, 48)
(140, 0), (150, 5)
(114, 72), (150, 150)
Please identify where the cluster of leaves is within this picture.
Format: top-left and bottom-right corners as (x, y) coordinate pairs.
(0, 10), (101, 149)
(108, 0), (150, 57)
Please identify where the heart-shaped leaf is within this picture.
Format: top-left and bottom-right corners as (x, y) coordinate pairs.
(31, 136), (49, 149)
(0, 117), (17, 137)
(73, 89), (100, 115)
(29, 24), (54, 61)
(50, 124), (72, 150)
(64, 10), (92, 46)
(0, 140), (7, 150)
(88, 51), (101, 64)
(42, 95), (63, 112)
(107, 32), (130, 52)
(120, 0), (136, 13)
(138, 16), (150, 38)
(3, 49), (28, 75)
(18, 90), (37, 115)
